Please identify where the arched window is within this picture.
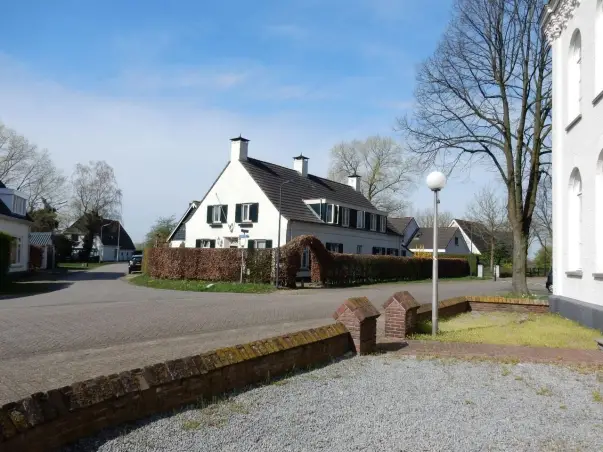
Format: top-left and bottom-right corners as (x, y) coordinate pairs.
(597, 152), (603, 270)
(568, 30), (582, 121)
(596, 1), (603, 94)
(568, 168), (583, 270)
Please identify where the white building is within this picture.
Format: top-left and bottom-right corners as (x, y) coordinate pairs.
(408, 227), (471, 255)
(0, 181), (32, 274)
(543, 0), (603, 328)
(65, 218), (136, 262)
(168, 136), (408, 261)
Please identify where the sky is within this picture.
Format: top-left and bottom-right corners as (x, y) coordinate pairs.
(0, 0), (497, 242)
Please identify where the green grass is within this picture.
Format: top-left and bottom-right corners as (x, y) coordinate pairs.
(58, 262), (111, 270)
(129, 274), (276, 294)
(593, 390), (603, 403)
(410, 311), (600, 350)
(497, 292), (548, 300)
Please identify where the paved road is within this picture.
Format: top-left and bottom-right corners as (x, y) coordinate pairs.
(0, 264), (546, 403)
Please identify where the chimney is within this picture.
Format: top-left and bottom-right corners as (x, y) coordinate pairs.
(230, 135), (249, 161)
(348, 172), (361, 191)
(293, 154), (309, 177)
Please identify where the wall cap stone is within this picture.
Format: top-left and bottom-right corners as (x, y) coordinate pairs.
(333, 297), (380, 322)
(383, 291), (421, 310)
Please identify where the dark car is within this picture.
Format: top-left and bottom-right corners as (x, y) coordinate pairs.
(128, 255), (142, 274)
(546, 270), (553, 293)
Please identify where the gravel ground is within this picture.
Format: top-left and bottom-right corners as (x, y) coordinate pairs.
(65, 355), (603, 452)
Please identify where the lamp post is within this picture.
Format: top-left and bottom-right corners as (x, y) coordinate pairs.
(426, 171), (447, 337)
(275, 179), (293, 288)
(99, 222), (111, 263)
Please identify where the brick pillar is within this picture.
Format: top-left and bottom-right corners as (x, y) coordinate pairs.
(383, 291), (421, 339)
(333, 297), (380, 355)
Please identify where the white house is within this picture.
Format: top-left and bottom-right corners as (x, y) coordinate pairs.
(387, 217), (419, 256)
(408, 227), (471, 255)
(0, 181), (32, 274)
(450, 219), (513, 258)
(65, 218), (136, 262)
(542, 0), (603, 328)
(168, 136), (407, 261)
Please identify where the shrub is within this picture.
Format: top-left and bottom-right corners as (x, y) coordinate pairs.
(445, 253), (478, 276)
(0, 232), (13, 287)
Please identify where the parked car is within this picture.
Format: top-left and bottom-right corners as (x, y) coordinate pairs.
(128, 255), (142, 274)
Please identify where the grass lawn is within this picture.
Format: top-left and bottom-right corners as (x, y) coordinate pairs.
(129, 274), (276, 294)
(411, 312), (601, 350)
(58, 262), (112, 270)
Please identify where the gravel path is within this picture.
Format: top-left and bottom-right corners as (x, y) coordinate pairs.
(65, 355), (603, 452)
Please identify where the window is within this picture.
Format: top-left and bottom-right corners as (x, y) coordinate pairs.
(356, 245), (363, 254)
(12, 196), (26, 215)
(10, 237), (21, 264)
(212, 205), (222, 223)
(567, 29), (582, 123)
(455, 237), (459, 246)
(379, 216), (386, 233)
(342, 207), (350, 227)
(370, 214), (377, 231)
(301, 247), (310, 269)
(596, 0), (603, 95)
(248, 239), (272, 249)
(196, 239), (214, 248)
(597, 151), (603, 270)
(326, 204), (335, 223)
(357, 211), (365, 229)
(242, 204), (252, 222)
(326, 242), (343, 252)
(568, 168), (582, 270)
(372, 247), (386, 255)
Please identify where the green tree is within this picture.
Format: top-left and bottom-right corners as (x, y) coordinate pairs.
(144, 216), (178, 248)
(54, 235), (74, 262)
(533, 246), (552, 270)
(29, 198), (59, 232)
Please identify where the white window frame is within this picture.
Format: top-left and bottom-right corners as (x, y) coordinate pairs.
(255, 240), (267, 249)
(212, 205), (222, 223)
(356, 245), (363, 254)
(597, 0), (603, 96)
(10, 237), (21, 265)
(567, 30), (582, 124)
(370, 214), (377, 231)
(326, 204), (335, 224)
(379, 216), (386, 232)
(342, 207), (350, 227)
(12, 196), (25, 216)
(242, 203), (252, 222)
(357, 211), (364, 229)
(202, 240), (212, 248)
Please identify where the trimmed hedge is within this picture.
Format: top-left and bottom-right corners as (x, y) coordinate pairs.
(0, 232), (13, 287)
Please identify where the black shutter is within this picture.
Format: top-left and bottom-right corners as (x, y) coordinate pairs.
(365, 212), (371, 230)
(376, 215), (381, 232)
(221, 205), (228, 223)
(337, 206), (342, 226)
(381, 248), (386, 255)
(372, 247), (378, 255)
(266, 240), (273, 248)
(251, 203), (259, 222)
(195, 239), (201, 248)
(209, 240), (216, 248)
(338, 243), (343, 253)
(248, 239), (255, 249)
(350, 209), (357, 228)
(235, 204), (242, 223)
(206, 206), (212, 223)
(321, 203), (327, 222)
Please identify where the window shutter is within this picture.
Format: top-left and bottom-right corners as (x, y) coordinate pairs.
(337, 206), (342, 226)
(251, 203), (259, 222)
(248, 239), (255, 249)
(338, 243), (343, 253)
(350, 209), (357, 228)
(321, 203), (327, 222)
(221, 205), (228, 223)
(266, 240), (273, 248)
(206, 206), (212, 223)
(372, 247), (378, 255)
(365, 212), (371, 230)
(235, 204), (242, 223)
(195, 239), (201, 248)
(209, 240), (216, 248)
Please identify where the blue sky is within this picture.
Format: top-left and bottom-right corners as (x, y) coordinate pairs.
(0, 0), (496, 242)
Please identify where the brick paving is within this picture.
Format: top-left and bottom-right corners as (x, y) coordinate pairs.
(394, 340), (603, 366)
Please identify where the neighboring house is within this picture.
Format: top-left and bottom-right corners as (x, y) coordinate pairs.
(168, 136), (406, 262)
(64, 217), (136, 262)
(0, 181), (32, 274)
(387, 217), (419, 256)
(29, 232), (56, 270)
(542, 0), (603, 327)
(408, 227), (471, 255)
(450, 219), (513, 258)
(167, 201), (200, 248)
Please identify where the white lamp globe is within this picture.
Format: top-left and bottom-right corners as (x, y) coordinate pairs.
(426, 171), (447, 191)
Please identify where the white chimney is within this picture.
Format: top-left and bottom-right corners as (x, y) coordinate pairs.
(293, 154), (309, 177)
(348, 173), (361, 191)
(230, 135), (249, 161)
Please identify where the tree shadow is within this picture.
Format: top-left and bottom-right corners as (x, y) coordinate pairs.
(0, 282), (73, 299)
(68, 271), (126, 281)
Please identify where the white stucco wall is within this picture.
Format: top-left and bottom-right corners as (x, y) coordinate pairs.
(410, 229), (471, 255)
(0, 217), (30, 273)
(170, 240), (184, 248)
(185, 161), (288, 248)
(551, 0), (603, 306)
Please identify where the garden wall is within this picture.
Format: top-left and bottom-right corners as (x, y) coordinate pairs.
(0, 324), (352, 452)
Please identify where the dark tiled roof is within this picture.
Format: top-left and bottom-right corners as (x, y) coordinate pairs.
(410, 227), (459, 250)
(453, 219), (512, 254)
(241, 157), (378, 224)
(66, 217), (136, 250)
(29, 232), (54, 246)
(388, 217), (414, 235)
(0, 181), (6, 189)
(171, 202), (199, 241)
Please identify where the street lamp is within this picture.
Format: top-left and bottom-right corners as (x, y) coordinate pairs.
(275, 179), (293, 288)
(99, 222), (112, 263)
(426, 171), (447, 336)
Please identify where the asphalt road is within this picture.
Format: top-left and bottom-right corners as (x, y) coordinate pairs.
(0, 264), (546, 403)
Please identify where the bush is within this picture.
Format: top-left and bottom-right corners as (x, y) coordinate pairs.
(445, 253), (478, 276)
(0, 232), (13, 287)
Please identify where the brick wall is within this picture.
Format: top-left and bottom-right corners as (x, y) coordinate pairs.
(0, 324), (352, 452)
(468, 302), (549, 313)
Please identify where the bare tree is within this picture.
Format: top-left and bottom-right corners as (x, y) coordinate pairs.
(0, 122), (67, 210)
(466, 186), (510, 273)
(413, 208), (454, 228)
(397, 0), (551, 294)
(532, 173), (552, 249)
(328, 136), (416, 215)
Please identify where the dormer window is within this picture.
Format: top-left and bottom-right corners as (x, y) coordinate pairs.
(357, 211), (365, 229)
(342, 207), (350, 227)
(379, 216), (386, 233)
(12, 196), (26, 216)
(370, 214), (377, 231)
(326, 204), (336, 224)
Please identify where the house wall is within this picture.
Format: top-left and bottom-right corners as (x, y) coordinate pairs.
(184, 161), (288, 248)
(170, 240), (184, 248)
(450, 220), (483, 255)
(409, 229), (471, 255)
(550, 0), (603, 309)
(0, 217), (30, 273)
(289, 221), (401, 254)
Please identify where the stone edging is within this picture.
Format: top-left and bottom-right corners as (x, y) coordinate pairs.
(0, 323), (352, 452)
(464, 296), (549, 306)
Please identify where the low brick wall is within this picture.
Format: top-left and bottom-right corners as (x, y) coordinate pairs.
(417, 297), (468, 322)
(0, 324), (352, 452)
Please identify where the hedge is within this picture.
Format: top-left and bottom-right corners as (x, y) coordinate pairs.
(0, 232), (13, 287)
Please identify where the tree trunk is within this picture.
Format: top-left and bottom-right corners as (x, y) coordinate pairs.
(511, 225), (529, 294)
(490, 238), (495, 280)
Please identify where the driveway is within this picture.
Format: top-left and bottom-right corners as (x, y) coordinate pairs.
(0, 264), (546, 403)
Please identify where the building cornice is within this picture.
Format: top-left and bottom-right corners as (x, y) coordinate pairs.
(542, 0), (581, 43)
